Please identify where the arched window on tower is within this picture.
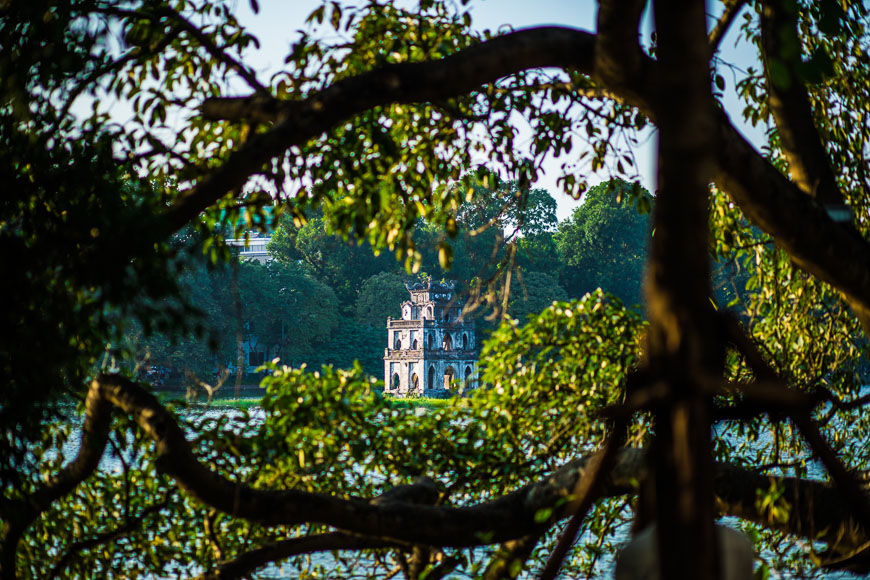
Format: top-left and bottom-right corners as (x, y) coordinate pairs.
(392, 373), (400, 391)
(462, 333), (468, 350)
(427, 333), (434, 350)
(464, 366), (473, 389)
(442, 333), (452, 350)
(444, 366), (455, 390)
(412, 339), (418, 350)
(428, 365), (435, 391)
(394, 333), (402, 350)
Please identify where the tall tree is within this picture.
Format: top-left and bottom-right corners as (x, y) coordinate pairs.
(506, 271), (568, 321)
(555, 179), (651, 306)
(4, 1), (870, 579)
(271, 215), (397, 311)
(354, 271), (412, 327)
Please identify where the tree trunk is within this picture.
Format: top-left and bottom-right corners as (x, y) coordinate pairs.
(647, 1), (720, 577)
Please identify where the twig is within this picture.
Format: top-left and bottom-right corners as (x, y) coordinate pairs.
(47, 489), (175, 579)
(538, 416), (628, 580)
(792, 415), (870, 534)
(192, 532), (409, 580)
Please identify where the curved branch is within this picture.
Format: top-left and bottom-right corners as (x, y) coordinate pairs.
(712, 109), (870, 331)
(94, 374), (620, 547)
(180, 25), (870, 333)
(192, 532), (406, 580)
(710, 0), (747, 53)
(0, 380), (113, 577)
(47, 489), (174, 580)
(38, 374), (867, 573)
(199, 27), (596, 124)
(760, 0), (844, 205)
(165, 27), (598, 234)
(594, 0), (647, 92)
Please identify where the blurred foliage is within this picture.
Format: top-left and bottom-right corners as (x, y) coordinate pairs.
(18, 292), (645, 577)
(4, 0), (870, 578)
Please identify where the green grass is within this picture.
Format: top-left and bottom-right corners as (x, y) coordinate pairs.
(384, 396), (454, 410)
(208, 396), (262, 409)
(157, 392), (263, 410)
(157, 392), (457, 411)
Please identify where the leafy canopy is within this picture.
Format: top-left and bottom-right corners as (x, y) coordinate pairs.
(3, 0), (870, 579)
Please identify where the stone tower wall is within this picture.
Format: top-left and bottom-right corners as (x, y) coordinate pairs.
(384, 281), (478, 396)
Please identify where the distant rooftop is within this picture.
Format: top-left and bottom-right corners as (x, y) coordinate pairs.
(226, 232), (272, 263)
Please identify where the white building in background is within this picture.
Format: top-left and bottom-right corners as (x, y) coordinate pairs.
(384, 280), (478, 396)
(225, 232), (272, 263)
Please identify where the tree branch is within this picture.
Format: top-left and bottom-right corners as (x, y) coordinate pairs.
(0, 379), (113, 578)
(18, 374), (860, 574)
(192, 532), (407, 580)
(166, 27), (597, 234)
(46, 489), (174, 580)
(185, 25), (870, 334)
(760, 0), (844, 206)
(195, 478), (437, 579)
(711, 110), (870, 332)
(539, 416), (629, 580)
(792, 415), (870, 537)
(709, 0), (747, 53)
(594, 0), (647, 92)
(93, 373), (621, 547)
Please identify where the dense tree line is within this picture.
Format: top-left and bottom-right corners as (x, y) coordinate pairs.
(140, 179), (651, 383)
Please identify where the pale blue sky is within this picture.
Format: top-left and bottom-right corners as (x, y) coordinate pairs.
(229, 0), (763, 221)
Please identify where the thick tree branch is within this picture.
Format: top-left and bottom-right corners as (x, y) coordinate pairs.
(94, 374), (624, 547)
(710, 0), (747, 53)
(760, 0), (844, 206)
(0, 379), (113, 578)
(712, 111), (870, 332)
(15, 374), (861, 574)
(167, 27), (597, 234)
(595, 0), (647, 92)
(712, 462), (869, 556)
(174, 25), (870, 332)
